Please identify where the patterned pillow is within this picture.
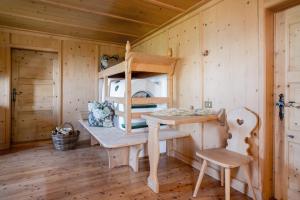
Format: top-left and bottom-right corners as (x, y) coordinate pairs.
(88, 101), (115, 127)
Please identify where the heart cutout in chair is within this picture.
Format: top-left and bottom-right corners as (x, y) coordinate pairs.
(237, 118), (244, 125)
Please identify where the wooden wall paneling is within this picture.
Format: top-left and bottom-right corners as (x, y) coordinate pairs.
(199, 1), (228, 184)
(0, 107), (5, 144)
(57, 41), (62, 126)
(0, 28), (123, 148)
(51, 50), (61, 127)
(99, 45), (125, 58)
(0, 31), (10, 149)
(168, 14), (203, 159)
(10, 33), (60, 51)
(62, 40), (98, 140)
(133, 31), (169, 56)
(0, 32), (9, 72)
(201, 0), (260, 194)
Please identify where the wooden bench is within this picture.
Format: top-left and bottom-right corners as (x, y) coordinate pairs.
(79, 119), (190, 172)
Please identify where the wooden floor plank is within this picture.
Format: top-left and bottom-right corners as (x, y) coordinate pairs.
(0, 141), (250, 200)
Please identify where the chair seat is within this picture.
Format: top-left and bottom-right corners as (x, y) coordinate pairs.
(196, 148), (252, 168)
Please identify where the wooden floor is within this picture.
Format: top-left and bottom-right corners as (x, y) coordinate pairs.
(0, 141), (251, 200)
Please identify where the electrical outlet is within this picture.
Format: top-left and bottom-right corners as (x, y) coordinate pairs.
(204, 101), (212, 108)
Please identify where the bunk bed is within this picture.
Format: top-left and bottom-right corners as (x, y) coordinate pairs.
(99, 41), (177, 133)
(79, 41), (190, 172)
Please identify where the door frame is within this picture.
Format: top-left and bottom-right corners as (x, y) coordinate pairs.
(264, 0), (300, 199)
(8, 44), (62, 145)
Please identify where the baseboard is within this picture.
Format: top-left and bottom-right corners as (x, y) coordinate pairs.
(0, 143), (10, 150)
(173, 151), (262, 200)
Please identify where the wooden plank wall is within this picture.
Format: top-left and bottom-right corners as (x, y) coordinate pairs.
(0, 32), (10, 150)
(62, 40), (98, 141)
(132, 0), (263, 198)
(0, 29), (124, 146)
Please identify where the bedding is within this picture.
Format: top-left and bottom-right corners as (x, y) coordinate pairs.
(88, 101), (115, 127)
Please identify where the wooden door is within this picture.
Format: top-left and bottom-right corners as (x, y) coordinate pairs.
(11, 49), (59, 143)
(275, 5), (300, 200)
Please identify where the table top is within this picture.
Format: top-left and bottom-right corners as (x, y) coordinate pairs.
(141, 114), (219, 125)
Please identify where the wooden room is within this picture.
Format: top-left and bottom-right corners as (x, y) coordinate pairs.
(0, 0), (299, 199)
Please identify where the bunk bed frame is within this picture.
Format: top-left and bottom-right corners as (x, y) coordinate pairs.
(79, 41), (186, 172)
(99, 41), (177, 133)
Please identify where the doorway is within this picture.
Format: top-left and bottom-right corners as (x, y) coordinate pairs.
(11, 49), (60, 143)
(274, 4), (300, 200)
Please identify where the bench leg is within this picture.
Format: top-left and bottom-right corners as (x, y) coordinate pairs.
(90, 135), (99, 146)
(167, 139), (175, 157)
(221, 167), (224, 186)
(106, 147), (129, 169)
(129, 144), (143, 172)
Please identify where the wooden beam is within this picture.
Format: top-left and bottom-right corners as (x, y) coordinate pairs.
(0, 11), (139, 38)
(0, 25), (125, 46)
(132, 97), (168, 105)
(131, 112), (152, 119)
(37, 0), (159, 27)
(99, 62), (125, 78)
(143, 0), (185, 12)
(105, 97), (125, 104)
(115, 111), (152, 119)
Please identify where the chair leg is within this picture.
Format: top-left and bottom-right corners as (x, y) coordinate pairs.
(225, 168), (231, 200)
(220, 167), (224, 186)
(242, 164), (257, 200)
(193, 160), (207, 197)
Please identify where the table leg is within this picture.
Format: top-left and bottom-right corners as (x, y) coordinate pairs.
(147, 120), (160, 193)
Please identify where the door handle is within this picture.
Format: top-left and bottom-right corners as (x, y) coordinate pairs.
(12, 88), (23, 102)
(276, 94), (285, 120)
(287, 135), (295, 139)
(12, 88), (17, 102)
(286, 101), (300, 109)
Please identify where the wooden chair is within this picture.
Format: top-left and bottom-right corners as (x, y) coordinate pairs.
(193, 107), (257, 200)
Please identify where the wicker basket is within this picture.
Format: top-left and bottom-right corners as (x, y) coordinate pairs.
(52, 122), (80, 151)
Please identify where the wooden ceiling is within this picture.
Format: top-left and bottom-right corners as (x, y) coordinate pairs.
(0, 0), (206, 44)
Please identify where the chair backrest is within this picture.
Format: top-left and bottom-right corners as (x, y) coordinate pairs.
(226, 107), (258, 156)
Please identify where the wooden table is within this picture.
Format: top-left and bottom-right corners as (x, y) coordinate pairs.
(141, 114), (220, 193)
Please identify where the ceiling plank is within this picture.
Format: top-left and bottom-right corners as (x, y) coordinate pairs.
(0, 0), (154, 37)
(133, 0), (211, 45)
(143, 0), (185, 12)
(0, 11), (138, 38)
(0, 0), (207, 44)
(0, 14), (134, 44)
(38, 0), (159, 27)
(43, 0), (180, 26)
(151, 0), (204, 10)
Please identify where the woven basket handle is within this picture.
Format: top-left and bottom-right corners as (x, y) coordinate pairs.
(61, 122), (74, 132)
